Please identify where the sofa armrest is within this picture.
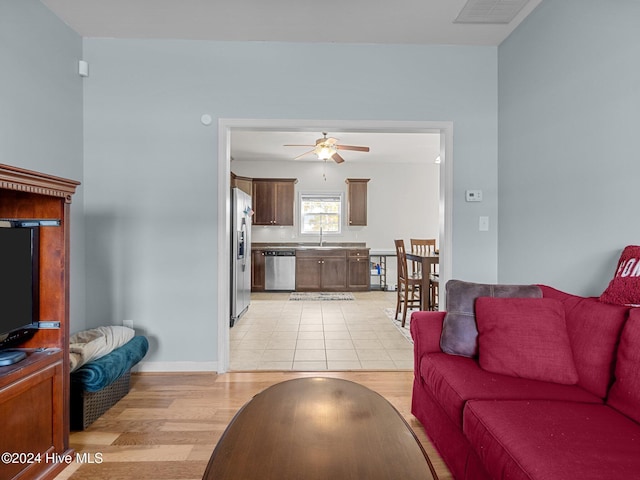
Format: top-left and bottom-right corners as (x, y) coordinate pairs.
(411, 311), (446, 378)
(410, 311), (446, 352)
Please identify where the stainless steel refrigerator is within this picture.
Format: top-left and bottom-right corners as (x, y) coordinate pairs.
(231, 187), (252, 327)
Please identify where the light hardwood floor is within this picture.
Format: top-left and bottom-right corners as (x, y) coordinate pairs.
(55, 371), (453, 480)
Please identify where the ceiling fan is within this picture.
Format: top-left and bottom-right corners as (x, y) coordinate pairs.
(284, 132), (370, 164)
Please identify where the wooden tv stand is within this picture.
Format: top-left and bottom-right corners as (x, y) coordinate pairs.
(0, 164), (79, 480)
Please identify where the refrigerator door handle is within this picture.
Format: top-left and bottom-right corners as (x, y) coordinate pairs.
(240, 218), (247, 271)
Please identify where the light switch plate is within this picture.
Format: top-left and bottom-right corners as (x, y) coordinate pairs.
(479, 216), (489, 231)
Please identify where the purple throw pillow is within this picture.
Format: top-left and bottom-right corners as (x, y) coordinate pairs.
(440, 280), (542, 357)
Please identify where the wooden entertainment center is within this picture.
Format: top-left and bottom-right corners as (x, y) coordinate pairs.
(0, 164), (79, 480)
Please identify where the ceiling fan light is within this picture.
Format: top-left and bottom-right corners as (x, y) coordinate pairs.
(315, 144), (336, 160)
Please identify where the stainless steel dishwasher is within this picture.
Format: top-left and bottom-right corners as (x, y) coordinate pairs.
(264, 250), (296, 291)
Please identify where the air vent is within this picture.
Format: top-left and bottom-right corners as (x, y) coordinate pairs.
(454, 0), (530, 24)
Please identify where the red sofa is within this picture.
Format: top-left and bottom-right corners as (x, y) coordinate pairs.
(410, 285), (640, 480)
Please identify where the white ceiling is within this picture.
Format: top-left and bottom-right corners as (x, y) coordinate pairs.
(39, 0), (542, 165)
(231, 130), (441, 165)
(41, 0), (543, 46)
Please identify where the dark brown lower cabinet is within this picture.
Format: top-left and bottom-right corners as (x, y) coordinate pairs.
(347, 249), (371, 291)
(295, 249), (347, 291)
(251, 250), (265, 291)
(295, 249), (370, 292)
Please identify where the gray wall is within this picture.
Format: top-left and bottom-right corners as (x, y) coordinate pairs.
(8, 0), (638, 369)
(0, 0), (85, 331)
(82, 39), (498, 368)
(498, 0), (640, 295)
(5, 0), (637, 368)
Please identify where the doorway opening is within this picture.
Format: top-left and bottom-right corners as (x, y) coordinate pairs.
(217, 119), (453, 373)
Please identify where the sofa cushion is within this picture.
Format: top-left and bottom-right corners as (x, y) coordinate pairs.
(418, 352), (600, 428)
(607, 309), (640, 424)
(599, 245), (640, 306)
(464, 400), (640, 480)
(540, 285), (629, 398)
(475, 297), (578, 384)
(440, 280), (542, 358)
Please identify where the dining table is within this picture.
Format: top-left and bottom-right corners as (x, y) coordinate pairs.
(405, 252), (439, 311)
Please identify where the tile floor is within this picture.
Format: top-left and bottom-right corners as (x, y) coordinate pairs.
(230, 291), (414, 371)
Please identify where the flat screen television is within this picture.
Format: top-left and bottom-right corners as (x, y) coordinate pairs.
(0, 224), (39, 366)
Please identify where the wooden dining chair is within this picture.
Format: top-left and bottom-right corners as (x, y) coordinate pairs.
(394, 239), (422, 327)
(410, 238), (439, 311)
(410, 239), (436, 271)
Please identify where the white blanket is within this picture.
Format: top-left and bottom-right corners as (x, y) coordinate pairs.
(69, 326), (135, 372)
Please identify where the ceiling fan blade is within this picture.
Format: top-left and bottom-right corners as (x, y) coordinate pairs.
(294, 149), (315, 160)
(332, 152), (345, 164)
(336, 145), (370, 152)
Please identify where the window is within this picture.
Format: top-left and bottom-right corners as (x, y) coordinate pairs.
(300, 193), (342, 235)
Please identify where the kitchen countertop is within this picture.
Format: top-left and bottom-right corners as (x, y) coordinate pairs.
(252, 242), (368, 251)
(369, 249), (397, 256)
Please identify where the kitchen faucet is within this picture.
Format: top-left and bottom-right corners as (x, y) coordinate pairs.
(319, 226), (324, 247)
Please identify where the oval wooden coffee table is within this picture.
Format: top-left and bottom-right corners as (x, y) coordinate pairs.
(203, 377), (437, 480)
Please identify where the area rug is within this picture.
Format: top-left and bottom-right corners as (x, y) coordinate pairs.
(384, 308), (414, 344)
(289, 292), (355, 301)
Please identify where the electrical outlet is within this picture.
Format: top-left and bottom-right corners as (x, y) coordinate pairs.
(123, 319), (134, 329)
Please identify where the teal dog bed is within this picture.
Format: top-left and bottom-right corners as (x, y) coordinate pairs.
(71, 335), (149, 429)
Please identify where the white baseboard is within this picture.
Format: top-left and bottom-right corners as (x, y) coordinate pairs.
(134, 361), (218, 372)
